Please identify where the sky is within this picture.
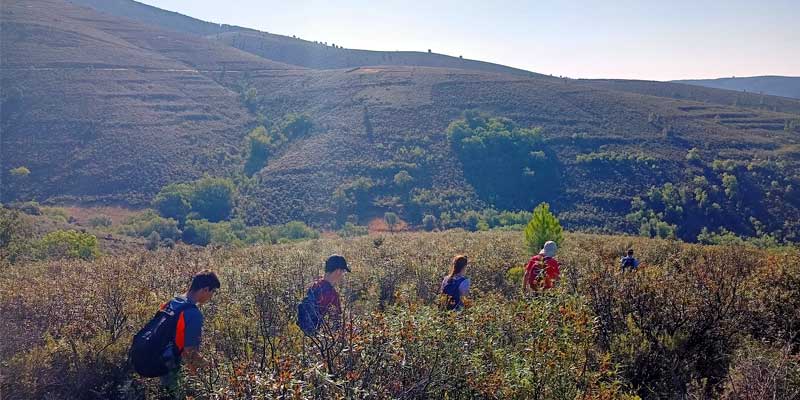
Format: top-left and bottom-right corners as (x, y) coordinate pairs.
(138, 0), (799, 81)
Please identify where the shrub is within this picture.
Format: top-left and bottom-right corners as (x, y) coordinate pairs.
(182, 218), (214, 246)
(9, 166), (30, 177)
(277, 113), (312, 140)
(152, 183), (193, 223)
(0, 208), (35, 264)
(87, 215), (113, 228)
(384, 212), (399, 232)
(422, 214), (437, 231)
(339, 222), (368, 238)
(119, 210), (181, 240)
(524, 202), (564, 253)
(393, 170), (413, 188)
(190, 177), (236, 222)
(41, 207), (69, 223)
(37, 230), (100, 260)
(244, 126), (271, 176)
(145, 231), (161, 251)
(686, 148), (701, 162)
(274, 221), (319, 242)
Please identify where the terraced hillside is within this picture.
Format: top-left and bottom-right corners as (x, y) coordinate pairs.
(674, 76), (800, 100)
(1, 0), (297, 203)
(66, 0), (546, 78)
(3, 0), (800, 242)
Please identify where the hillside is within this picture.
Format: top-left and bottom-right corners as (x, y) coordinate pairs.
(580, 79), (800, 115)
(3, 0), (800, 243)
(673, 76), (800, 100)
(1, 0), (296, 204)
(66, 0), (546, 78)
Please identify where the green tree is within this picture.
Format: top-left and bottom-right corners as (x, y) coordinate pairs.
(244, 126), (271, 176)
(182, 219), (213, 246)
(393, 170), (414, 188)
(9, 166), (30, 177)
(278, 113), (312, 140)
(146, 231), (161, 251)
(152, 183), (193, 223)
(524, 203), (564, 254)
(190, 177), (236, 222)
(38, 230), (100, 260)
(422, 214), (437, 231)
(722, 173), (739, 200)
(384, 212), (399, 232)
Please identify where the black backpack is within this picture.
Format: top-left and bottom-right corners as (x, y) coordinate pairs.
(129, 300), (196, 377)
(297, 287), (321, 337)
(441, 276), (467, 311)
(622, 256), (637, 270)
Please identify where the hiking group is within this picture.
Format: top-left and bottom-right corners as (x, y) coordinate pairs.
(129, 242), (639, 397)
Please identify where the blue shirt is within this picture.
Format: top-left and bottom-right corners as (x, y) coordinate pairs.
(166, 296), (203, 348)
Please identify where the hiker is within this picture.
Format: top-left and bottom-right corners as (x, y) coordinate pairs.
(440, 255), (470, 311)
(129, 270), (220, 398)
(620, 249), (640, 271)
(298, 254), (350, 336)
(523, 241), (561, 292)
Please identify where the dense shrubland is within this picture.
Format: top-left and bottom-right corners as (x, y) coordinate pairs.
(1, 229), (797, 399)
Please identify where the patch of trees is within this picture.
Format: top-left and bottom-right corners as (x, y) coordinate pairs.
(627, 158), (800, 243)
(152, 176), (236, 224)
(447, 111), (559, 210)
(244, 114), (313, 176)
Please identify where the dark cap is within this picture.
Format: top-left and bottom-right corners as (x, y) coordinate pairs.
(325, 254), (350, 273)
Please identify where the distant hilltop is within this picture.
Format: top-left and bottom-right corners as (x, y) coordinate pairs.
(672, 76), (800, 99)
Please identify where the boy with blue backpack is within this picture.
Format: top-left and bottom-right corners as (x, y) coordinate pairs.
(621, 249), (640, 271)
(298, 254), (350, 336)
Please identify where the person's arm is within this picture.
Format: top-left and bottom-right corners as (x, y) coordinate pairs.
(522, 267), (531, 292)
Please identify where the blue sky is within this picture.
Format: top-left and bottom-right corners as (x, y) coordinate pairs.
(138, 0), (799, 81)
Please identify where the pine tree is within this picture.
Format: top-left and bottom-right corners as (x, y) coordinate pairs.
(524, 203), (564, 253)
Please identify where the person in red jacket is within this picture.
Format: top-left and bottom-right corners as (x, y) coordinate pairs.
(523, 241), (561, 293)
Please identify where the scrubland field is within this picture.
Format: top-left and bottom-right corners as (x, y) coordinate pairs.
(1, 230), (798, 399)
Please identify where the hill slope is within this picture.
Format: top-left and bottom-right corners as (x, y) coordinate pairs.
(673, 76), (800, 100)
(67, 0), (546, 77)
(1, 0), (296, 204)
(3, 0), (800, 243)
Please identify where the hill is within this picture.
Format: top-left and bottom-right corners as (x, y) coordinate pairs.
(3, 0), (800, 243)
(579, 79), (800, 115)
(67, 0), (547, 78)
(673, 76), (800, 100)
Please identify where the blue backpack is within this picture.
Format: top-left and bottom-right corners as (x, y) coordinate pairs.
(441, 276), (467, 311)
(297, 287), (321, 336)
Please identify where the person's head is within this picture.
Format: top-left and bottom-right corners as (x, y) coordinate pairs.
(449, 255), (468, 278)
(540, 241), (557, 258)
(627, 249), (634, 256)
(324, 254), (350, 284)
(188, 269), (220, 304)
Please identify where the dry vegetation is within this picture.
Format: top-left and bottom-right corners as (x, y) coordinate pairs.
(1, 230), (798, 399)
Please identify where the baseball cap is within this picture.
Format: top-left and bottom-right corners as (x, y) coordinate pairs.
(325, 254), (350, 273)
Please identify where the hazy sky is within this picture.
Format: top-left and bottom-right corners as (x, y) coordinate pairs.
(138, 0), (799, 81)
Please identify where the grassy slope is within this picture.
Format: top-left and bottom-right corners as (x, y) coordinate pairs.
(1, 0), (297, 204)
(673, 76), (800, 100)
(3, 0), (800, 238)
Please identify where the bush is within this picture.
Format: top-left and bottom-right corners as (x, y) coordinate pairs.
(152, 183), (192, 223)
(244, 126), (271, 176)
(422, 214), (437, 231)
(0, 208), (35, 264)
(339, 222), (368, 238)
(182, 218), (214, 246)
(393, 170), (413, 188)
(119, 210), (181, 240)
(9, 166), (30, 177)
(384, 212), (399, 232)
(190, 177), (236, 222)
(37, 230), (100, 260)
(87, 215), (113, 228)
(274, 221), (320, 242)
(145, 231), (161, 251)
(524, 202), (564, 253)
